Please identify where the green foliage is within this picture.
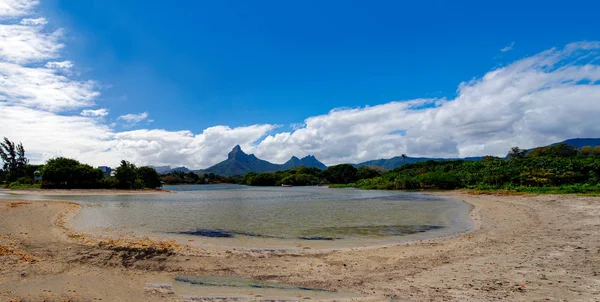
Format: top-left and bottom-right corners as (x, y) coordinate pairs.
(507, 147), (527, 159)
(0, 137), (28, 182)
(115, 160), (138, 189)
(137, 166), (162, 189)
(525, 143), (579, 158)
(100, 177), (119, 189)
(8, 182), (41, 189)
(356, 166), (382, 180)
(580, 146), (600, 156)
(40, 158), (159, 190)
(242, 166), (324, 186)
(42, 157), (103, 188)
(322, 164), (358, 184)
(280, 173), (320, 186)
(415, 171), (460, 189)
(349, 145), (600, 192)
(247, 172), (280, 186)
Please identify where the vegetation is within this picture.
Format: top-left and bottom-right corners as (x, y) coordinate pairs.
(160, 171), (240, 185)
(42, 157), (104, 188)
(241, 165), (382, 186)
(0, 137), (28, 183)
(349, 143), (600, 192)
(0, 137), (161, 190)
(3, 135), (600, 195)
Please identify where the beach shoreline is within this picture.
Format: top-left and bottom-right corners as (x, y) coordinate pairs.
(1, 192), (599, 301)
(1, 188), (171, 196)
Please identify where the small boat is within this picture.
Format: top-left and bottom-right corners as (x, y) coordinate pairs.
(281, 184), (293, 187)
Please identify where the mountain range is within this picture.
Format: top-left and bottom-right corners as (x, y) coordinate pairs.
(152, 138), (600, 176)
(201, 145), (327, 176)
(353, 138), (600, 170)
(153, 145), (327, 176)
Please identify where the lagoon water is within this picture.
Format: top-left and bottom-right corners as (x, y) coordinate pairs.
(1, 185), (473, 248)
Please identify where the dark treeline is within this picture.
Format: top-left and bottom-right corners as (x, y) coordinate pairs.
(0, 137), (161, 189)
(241, 165), (384, 186)
(161, 171), (241, 185)
(241, 143), (600, 194)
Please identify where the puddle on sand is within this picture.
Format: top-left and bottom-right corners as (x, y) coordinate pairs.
(156, 275), (378, 301)
(300, 224), (444, 238)
(172, 224), (444, 241)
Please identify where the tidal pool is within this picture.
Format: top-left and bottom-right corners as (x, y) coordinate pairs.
(0, 185), (473, 249)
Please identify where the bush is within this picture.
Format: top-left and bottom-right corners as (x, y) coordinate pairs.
(8, 182), (40, 189)
(415, 172), (460, 189)
(100, 177), (119, 189)
(137, 166), (161, 188)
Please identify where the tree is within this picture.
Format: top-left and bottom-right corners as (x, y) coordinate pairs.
(137, 166), (162, 188)
(356, 166), (382, 180)
(42, 157), (102, 188)
(507, 147), (527, 159)
(401, 154), (407, 165)
(115, 160), (138, 189)
(0, 137), (28, 182)
(322, 164), (358, 184)
(581, 146), (600, 156)
(526, 143), (578, 158)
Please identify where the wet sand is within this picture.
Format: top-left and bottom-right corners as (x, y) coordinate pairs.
(1, 192), (599, 301)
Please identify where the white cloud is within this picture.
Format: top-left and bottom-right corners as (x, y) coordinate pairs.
(254, 42), (600, 165)
(45, 60), (72, 69)
(0, 0), (38, 19)
(0, 62), (99, 111)
(19, 16), (45, 25)
(0, 21), (64, 64)
(110, 124), (276, 168)
(501, 41), (515, 52)
(81, 108), (109, 117)
(118, 112), (149, 124)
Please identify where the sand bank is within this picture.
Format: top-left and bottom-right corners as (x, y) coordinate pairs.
(1, 192), (599, 301)
(1, 188), (171, 196)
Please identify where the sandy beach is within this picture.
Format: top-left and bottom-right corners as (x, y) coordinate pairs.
(1, 188), (171, 196)
(1, 192), (599, 301)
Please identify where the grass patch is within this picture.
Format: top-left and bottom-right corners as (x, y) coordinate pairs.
(327, 183), (357, 188)
(466, 184), (600, 196)
(7, 182), (41, 189)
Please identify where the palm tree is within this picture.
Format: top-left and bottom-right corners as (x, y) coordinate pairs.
(401, 154), (407, 165)
(0, 137), (28, 181)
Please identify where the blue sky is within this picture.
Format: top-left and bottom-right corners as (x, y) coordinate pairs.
(40, 0), (600, 132)
(2, 0), (600, 168)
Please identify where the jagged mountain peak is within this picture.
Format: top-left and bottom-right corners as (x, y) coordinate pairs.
(203, 146), (327, 176)
(227, 145), (246, 159)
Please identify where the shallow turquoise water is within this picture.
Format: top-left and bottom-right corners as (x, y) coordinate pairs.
(0, 185), (472, 247)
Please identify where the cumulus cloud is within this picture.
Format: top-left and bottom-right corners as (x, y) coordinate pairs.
(118, 112), (149, 124)
(80, 108), (109, 117)
(45, 60), (72, 69)
(0, 20), (64, 64)
(254, 42), (600, 165)
(19, 16), (45, 25)
(3, 0), (600, 169)
(0, 62), (99, 111)
(111, 124), (276, 168)
(0, 0), (38, 19)
(501, 41), (515, 52)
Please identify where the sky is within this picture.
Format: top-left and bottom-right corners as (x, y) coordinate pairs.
(1, 0), (600, 169)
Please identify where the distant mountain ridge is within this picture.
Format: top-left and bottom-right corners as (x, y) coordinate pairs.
(353, 156), (483, 170)
(151, 138), (600, 175)
(200, 145), (327, 176)
(353, 138), (600, 170)
(553, 138), (600, 148)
